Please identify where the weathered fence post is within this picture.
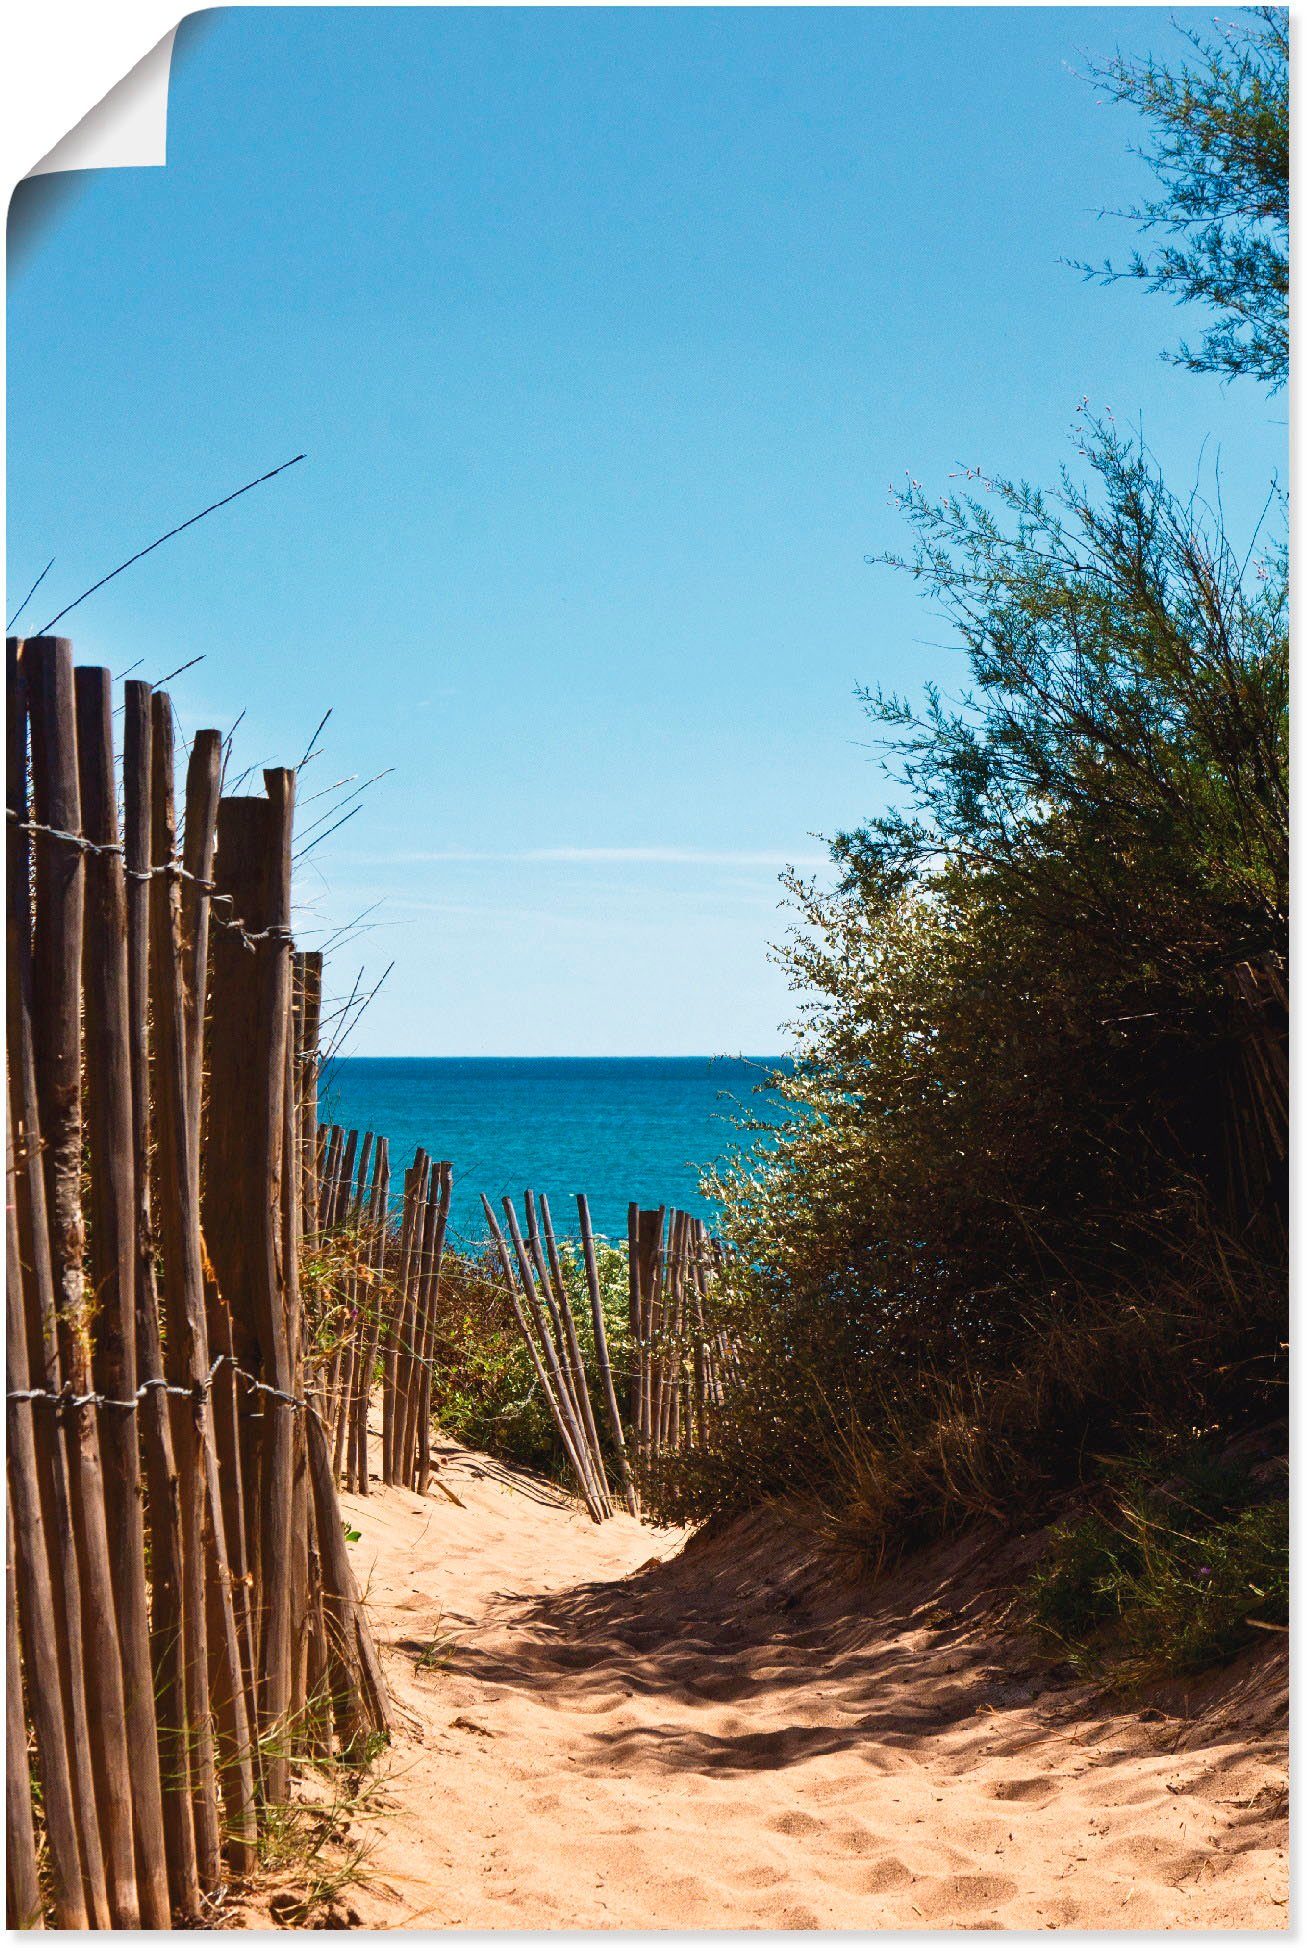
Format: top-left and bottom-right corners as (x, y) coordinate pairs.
(414, 1162), (452, 1496)
(297, 953), (324, 1242)
(353, 1137), (391, 1493)
(578, 1194), (639, 1514)
(122, 680), (201, 1913)
(6, 1137), (86, 1928)
(26, 637), (140, 1927)
(539, 1195), (612, 1513)
(6, 1522), (44, 1931)
(382, 1156), (420, 1485)
(206, 770), (297, 1803)
(149, 691), (224, 1885)
(74, 666), (172, 1927)
(7, 640), (107, 1926)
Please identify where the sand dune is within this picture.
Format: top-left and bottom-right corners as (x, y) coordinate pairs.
(253, 1435), (1288, 1930)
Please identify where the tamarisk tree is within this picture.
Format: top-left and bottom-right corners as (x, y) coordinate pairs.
(1077, 6), (1288, 390)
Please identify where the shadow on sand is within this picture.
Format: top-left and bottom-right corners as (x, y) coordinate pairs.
(427, 1506), (1120, 1777)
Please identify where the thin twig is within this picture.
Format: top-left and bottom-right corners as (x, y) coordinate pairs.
(294, 771), (393, 846)
(219, 708), (247, 792)
(313, 900), (385, 953)
(293, 804), (360, 863)
(318, 968), (365, 1050)
(299, 772), (358, 809)
(227, 757), (271, 795)
(37, 452), (306, 633)
(152, 654), (205, 691)
(320, 963), (394, 1070)
(297, 708), (333, 772)
(7, 558), (55, 631)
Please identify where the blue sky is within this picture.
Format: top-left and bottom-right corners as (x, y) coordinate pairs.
(8, 6), (1285, 1054)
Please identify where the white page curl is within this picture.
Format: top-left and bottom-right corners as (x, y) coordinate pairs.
(28, 26), (177, 177)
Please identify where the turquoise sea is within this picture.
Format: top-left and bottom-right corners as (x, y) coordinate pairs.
(319, 1056), (790, 1246)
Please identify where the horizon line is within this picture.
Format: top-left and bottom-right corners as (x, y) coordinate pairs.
(325, 1051), (793, 1061)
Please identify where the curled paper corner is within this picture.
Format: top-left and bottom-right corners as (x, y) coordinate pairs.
(28, 27), (180, 177)
(10, 15), (217, 278)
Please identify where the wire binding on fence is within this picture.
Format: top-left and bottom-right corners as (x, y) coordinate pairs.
(8, 1352), (309, 1415)
(10, 807), (296, 950)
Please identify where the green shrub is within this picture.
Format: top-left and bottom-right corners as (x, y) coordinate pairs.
(1130, 1499), (1287, 1673)
(1031, 1514), (1138, 1640)
(1029, 1445), (1287, 1679)
(663, 57), (1289, 1548)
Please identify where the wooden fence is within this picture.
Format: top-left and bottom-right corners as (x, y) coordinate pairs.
(309, 1126), (734, 1522)
(6, 637), (387, 1929)
(627, 1204), (733, 1486)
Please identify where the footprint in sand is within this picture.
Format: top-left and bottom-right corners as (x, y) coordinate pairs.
(991, 1777), (1055, 1805)
(770, 1809), (825, 1838)
(828, 1820), (876, 1854)
(734, 1863), (788, 1890)
(918, 1872), (1018, 1919)
(859, 1855), (913, 1893)
(1111, 1836), (1213, 1882)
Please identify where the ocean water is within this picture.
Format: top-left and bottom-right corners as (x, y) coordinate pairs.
(318, 1056), (789, 1246)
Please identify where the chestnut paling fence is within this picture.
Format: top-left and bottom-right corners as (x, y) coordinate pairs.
(5, 633), (738, 1928)
(6, 637), (386, 1930)
(310, 1126), (738, 1526)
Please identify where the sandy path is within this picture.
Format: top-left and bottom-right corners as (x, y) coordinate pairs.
(322, 1438), (1286, 1931)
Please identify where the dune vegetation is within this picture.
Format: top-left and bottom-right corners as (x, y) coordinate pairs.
(640, 9), (1288, 1679)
